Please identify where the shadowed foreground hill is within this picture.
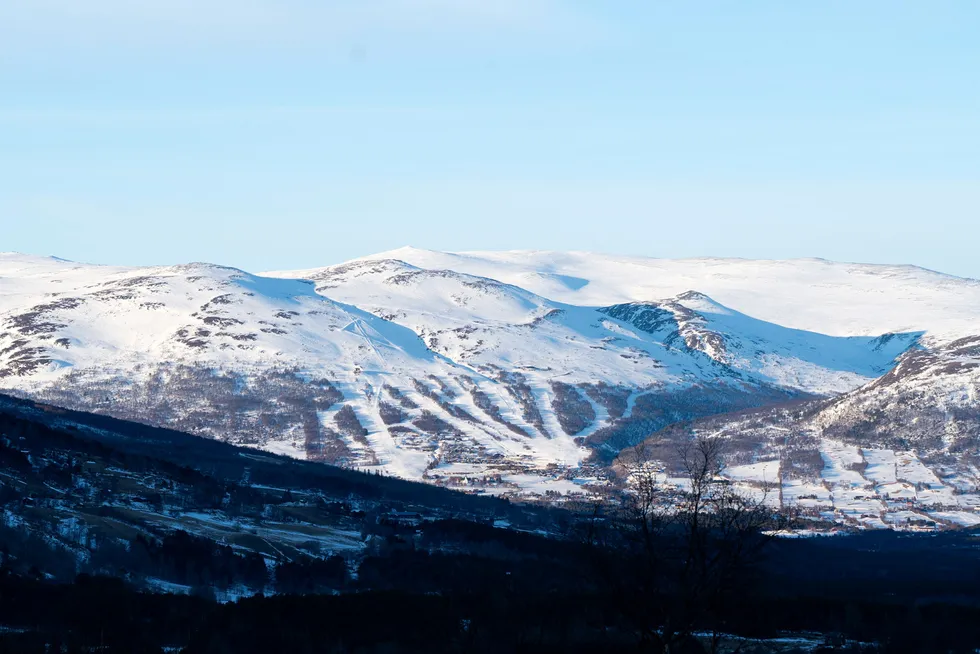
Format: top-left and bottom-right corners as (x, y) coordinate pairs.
(3, 393), (980, 652)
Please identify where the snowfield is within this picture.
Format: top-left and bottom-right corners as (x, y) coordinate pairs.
(335, 247), (980, 341)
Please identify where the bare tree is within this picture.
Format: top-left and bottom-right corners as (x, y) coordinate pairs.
(585, 435), (781, 653)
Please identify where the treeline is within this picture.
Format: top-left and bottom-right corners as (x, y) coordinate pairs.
(2, 564), (980, 653)
(91, 531), (269, 592)
(3, 505), (980, 651)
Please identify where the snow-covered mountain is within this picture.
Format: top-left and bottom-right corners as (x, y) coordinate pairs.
(263, 257), (916, 395)
(619, 337), (980, 531)
(344, 247), (980, 340)
(2, 249), (977, 520)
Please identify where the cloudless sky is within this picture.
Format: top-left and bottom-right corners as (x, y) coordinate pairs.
(2, 1), (978, 276)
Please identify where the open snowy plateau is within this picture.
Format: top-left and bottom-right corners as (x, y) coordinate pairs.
(2, 248), (980, 530)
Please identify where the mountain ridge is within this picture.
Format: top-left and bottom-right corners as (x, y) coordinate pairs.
(2, 249), (974, 527)
(324, 248), (980, 340)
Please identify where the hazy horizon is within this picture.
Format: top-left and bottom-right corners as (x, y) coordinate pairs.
(4, 245), (978, 284)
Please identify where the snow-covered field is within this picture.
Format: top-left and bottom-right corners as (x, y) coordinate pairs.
(626, 437), (980, 531)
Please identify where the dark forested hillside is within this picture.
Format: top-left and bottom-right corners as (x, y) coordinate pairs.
(3, 393), (980, 653)
(0, 391), (576, 596)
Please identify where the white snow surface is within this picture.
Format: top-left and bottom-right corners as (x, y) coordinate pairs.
(265, 253), (923, 395)
(323, 247), (980, 341)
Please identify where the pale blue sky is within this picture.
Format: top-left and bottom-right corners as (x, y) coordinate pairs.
(2, 2), (978, 276)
